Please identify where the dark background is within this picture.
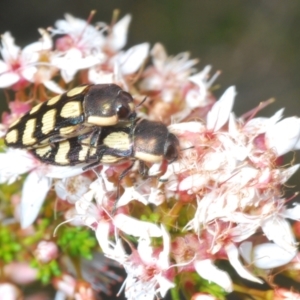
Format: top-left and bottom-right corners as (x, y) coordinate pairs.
(1, 1), (300, 298)
(1, 0), (300, 117)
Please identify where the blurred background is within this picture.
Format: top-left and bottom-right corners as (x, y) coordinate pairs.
(0, 1), (300, 298)
(0, 0), (300, 116)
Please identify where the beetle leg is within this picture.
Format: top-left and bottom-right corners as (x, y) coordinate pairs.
(138, 161), (149, 178)
(111, 161), (135, 214)
(82, 145), (108, 170)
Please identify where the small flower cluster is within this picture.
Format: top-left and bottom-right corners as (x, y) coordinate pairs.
(1, 11), (300, 300)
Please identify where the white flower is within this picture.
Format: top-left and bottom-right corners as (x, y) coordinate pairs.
(51, 14), (106, 82)
(185, 65), (220, 110)
(104, 14), (132, 52)
(224, 242), (263, 283)
(20, 170), (52, 228)
(194, 259), (233, 292)
(51, 13), (133, 83)
(51, 48), (103, 83)
(239, 241), (297, 269)
(265, 116), (300, 156)
(0, 31), (51, 89)
(261, 212), (297, 254)
(113, 214), (162, 237)
(139, 43), (198, 102)
(109, 225), (175, 300)
(206, 86), (236, 131)
(116, 186), (149, 207)
(53, 13), (105, 53)
(114, 43), (149, 75)
(0, 148), (85, 228)
(88, 42), (149, 86)
(67, 177), (117, 255)
(55, 175), (92, 204)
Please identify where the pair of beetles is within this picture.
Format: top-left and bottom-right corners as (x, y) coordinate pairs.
(4, 84), (179, 176)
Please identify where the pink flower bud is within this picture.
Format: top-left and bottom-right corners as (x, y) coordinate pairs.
(35, 241), (58, 263)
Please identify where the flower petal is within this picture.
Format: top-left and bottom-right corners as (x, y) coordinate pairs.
(282, 203), (300, 220)
(23, 28), (52, 53)
(43, 80), (66, 94)
(226, 243), (263, 283)
(207, 86), (236, 131)
(266, 117), (300, 155)
(155, 274), (175, 297)
(109, 14), (131, 51)
(114, 214), (162, 237)
(118, 43), (149, 74)
(117, 186), (148, 207)
(0, 72), (20, 88)
(44, 165), (85, 178)
(194, 259), (233, 292)
(0, 60), (9, 73)
(20, 170), (52, 228)
(95, 221), (111, 255)
(262, 217), (297, 253)
(0, 149), (35, 184)
(239, 241), (296, 269)
(158, 225), (171, 269)
(1, 32), (20, 61)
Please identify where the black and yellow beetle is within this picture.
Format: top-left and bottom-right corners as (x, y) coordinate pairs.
(4, 84), (136, 149)
(30, 119), (179, 173)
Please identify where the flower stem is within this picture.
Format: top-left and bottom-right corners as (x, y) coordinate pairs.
(233, 284), (274, 300)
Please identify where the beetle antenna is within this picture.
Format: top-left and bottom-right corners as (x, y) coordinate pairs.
(135, 96), (148, 108)
(180, 145), (194, 151)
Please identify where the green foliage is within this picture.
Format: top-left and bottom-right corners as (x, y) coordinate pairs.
(23, 219), (51, 246)
(197, 275), (227, 299)
(31, 259), (61, 284)
(0, 225), (22, 263)
(57, 226), (97, 260)
(177, 272), (227, 300)
(140, 212), (160, 224)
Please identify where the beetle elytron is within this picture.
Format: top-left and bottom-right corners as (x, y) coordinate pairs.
(30, 119), (179, 172)
(5, 84), (136, 149)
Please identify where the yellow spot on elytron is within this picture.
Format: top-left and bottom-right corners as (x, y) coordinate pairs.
(30, 103), (43, 114)
(60, 101), (82, 118)
(59, 125), (77, 135)
(103, 131), (130, 150)
(41, 109), (57, 134)
(101, 155), (122, 164)
(9, 118), (21, 128)
(90, 146), (96, 156)
(47, 95), (61, 106)
(55, 140), (70, 164)
(35, 145), (52, 157)
(5, 129), (18, 143)
(78, 145), (89, 161)
(22, 119), (37, 145)
(66, 85), (88, 97)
